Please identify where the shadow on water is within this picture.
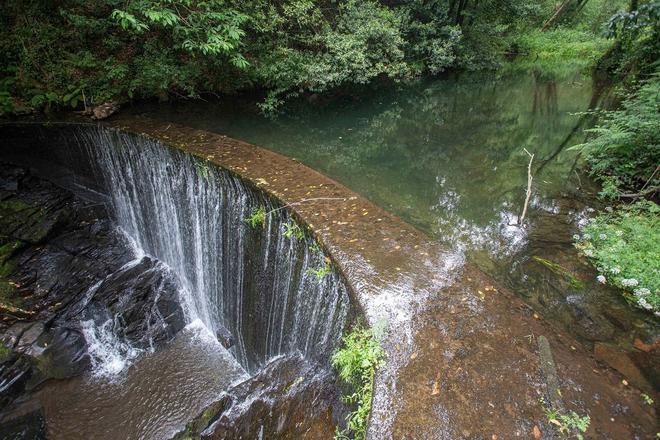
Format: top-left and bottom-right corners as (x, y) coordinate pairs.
(130, 68), (658, 388)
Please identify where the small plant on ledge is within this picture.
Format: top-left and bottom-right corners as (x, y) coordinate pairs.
(541, 399), (590, 440)
(245, 207), (266, 228)
(308, 261), (332, 279)
(332, 323), (385, 440)
(283, 221), (304, 240)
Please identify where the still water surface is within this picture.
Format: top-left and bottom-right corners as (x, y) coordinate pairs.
(132, 70), (656, 382)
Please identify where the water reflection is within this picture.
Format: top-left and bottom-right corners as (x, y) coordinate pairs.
(131, 69), (657, 386)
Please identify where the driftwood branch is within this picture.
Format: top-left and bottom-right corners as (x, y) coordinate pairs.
(518, 149), (535, 225)
(619, 186), (659, 199)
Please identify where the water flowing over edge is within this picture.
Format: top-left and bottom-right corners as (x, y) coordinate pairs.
(69, 126), (350, 374)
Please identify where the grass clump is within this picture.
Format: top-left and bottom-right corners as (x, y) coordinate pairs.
(244, 207), (266, 229)
(532, 256), (584, 289)
(0, 344), (12, 363)
(194, 161), (211, 181)
(332, 324), (385, 440)
(575, 201), (659, 314)
(505, 28), (611, 78)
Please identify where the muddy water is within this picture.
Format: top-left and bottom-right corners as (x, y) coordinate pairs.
(36, 322), (247, 440)
(130, 70), (658, 384)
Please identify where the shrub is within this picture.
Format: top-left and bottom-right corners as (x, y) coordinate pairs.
(575, 201), (659, 315)
(571, 73), (660, 199)
(245, 207), (266, 228)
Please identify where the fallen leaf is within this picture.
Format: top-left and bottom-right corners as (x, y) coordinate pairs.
(431, 380), (440, 396)
(532, 425), (541, 439)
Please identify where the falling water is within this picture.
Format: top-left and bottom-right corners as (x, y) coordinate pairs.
(69, 126), (349, 373)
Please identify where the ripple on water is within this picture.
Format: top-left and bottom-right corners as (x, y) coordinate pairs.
(36, 321), (247, 440)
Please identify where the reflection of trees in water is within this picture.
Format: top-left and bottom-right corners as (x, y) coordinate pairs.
(532, 69), (559, 118)
(237, 72), (594, 241)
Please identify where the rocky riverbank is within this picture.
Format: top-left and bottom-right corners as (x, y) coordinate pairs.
(0, 163), (185, 437)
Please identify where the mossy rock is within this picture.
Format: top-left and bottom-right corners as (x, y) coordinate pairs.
(0, 278), (20, 308)
(0, 197), (65, 244)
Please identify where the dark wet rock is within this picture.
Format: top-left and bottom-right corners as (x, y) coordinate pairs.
(173, 354), (343, 440)
(86, 257), (185, 349)
(0, 407), (46, 440)
(1, 323), (31, 349)
(15, 323), (44, 353)
(26, 326), (90, 390)
(0, 163), (185, 413)
(0, 353), (32, 409)
(215, 325), (234, 349)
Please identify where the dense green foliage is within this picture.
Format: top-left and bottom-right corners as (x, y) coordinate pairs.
(0, 0), (630, 114)
(332, 324), (385, 440)
(603, 0), (660, 78)
(504, 0), (628, 77)
(575, 202), (659, 314)
(573, 73), (659, 199)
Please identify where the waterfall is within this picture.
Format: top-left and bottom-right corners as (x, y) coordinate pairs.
(68, 127), (349, 373)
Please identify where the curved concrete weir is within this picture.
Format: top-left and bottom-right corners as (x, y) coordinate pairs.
(0, 119), (656, 438)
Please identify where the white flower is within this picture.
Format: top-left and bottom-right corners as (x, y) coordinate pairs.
(599, 234), (607, 240)
(615, 230), (624, 237)
(621, 278), (639, 287)
(584, 249), (594, 257)
(634, 288), (650, 297)
(610, 267), (621, 274)
(587, 207), (595, 213)
(638, 298), (652, 310)
(597, 275), (607, 284)
(573, 234), (580, 241)
(583, 234), (592, 240)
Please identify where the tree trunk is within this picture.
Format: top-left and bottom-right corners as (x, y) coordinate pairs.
(542, 0), (572, 31)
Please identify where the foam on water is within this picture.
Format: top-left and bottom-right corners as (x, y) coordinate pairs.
(80, 318), (142, 379)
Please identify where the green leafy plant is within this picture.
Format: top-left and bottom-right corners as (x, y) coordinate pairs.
(332, 324), (385, 440)
(245, 207), (266, 229)
(570, 74), (660, 200)
(195, 161), (211, 181)
(543, 402), (590, 440)
(308, 261), (332, 280)
(283, 221), (304, 240)
(641, 393), (654, 405)
(575, 201), (659, 314)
